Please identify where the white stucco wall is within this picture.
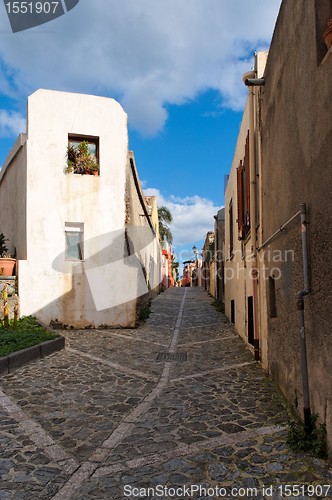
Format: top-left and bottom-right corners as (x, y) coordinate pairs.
(0, 134), (27, 260)
(126, 153), (161, 297)
(17, 89), (138, 327)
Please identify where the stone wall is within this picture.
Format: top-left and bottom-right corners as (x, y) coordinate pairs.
(260, 0), (332, 452)
(0, 278), (19, 320)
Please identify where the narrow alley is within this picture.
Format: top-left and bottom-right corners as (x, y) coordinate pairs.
(0, 288), (331, 499)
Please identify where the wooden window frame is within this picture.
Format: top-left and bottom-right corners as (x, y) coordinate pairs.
(229, 199), (234, 258)
(236, 131), (251, 240)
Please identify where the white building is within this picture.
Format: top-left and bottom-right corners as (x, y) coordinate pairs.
(0, 89), (161, 328)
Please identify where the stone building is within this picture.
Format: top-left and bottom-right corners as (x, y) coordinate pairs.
(259, 0), (332, 451)
(224, 0), (332, 453)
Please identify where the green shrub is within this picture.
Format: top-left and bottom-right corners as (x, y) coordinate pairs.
(287, 414), (328, 459)
(212, 299), (225, 314)
(0, 316), (59, 356)
(138, 301), (152, 321)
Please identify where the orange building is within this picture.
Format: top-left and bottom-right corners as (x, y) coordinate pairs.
(161, 240), (174, 288)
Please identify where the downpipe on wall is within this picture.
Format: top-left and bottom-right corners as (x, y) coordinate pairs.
(245, 70), (260, 362)
(297, 202), (312, 434)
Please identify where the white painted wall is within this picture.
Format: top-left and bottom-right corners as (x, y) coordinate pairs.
(0, 134), (27, 260)
(15, 89), (138, 327)
(125, 153), (161, 297)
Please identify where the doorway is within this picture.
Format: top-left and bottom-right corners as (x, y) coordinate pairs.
(248, 296), (254, 346)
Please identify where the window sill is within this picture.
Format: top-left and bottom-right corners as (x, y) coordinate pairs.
(66, 172), (100, 177)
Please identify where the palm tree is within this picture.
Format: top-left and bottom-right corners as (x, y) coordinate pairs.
(158, 206), (173, 243)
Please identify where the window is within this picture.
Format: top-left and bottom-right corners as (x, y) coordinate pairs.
(237, 132), (250, 239)
(269, 276), (277, 318)
(65, 223), (84, 261)
(68, 134), (99, 160)
(229, 199), (234, 257)
(67, 134), (99, 175)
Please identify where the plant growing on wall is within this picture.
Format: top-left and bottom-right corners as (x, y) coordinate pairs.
(287, 413), (327, 459)
(0, 233), (8, 257)
(65, 141), (100, 175)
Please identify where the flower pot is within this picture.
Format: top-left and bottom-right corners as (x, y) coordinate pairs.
(0, 258), (16, 276)
(323, 18), (332, 50)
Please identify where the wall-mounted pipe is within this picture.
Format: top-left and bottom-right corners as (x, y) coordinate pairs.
(244, 78), (265, 86)
(296, 202), (312, 433)
(247, 74), (260, 361)
(258, 210), (301, 250)
(243, 69), (260, 361)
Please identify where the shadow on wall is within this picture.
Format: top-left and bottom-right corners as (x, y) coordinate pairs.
(29, 227), (160, 329)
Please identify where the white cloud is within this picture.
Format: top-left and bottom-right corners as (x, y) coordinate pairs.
(0, 110), (25, 137)
(144, 188), (221, 247)
(0, 0), (282, 136)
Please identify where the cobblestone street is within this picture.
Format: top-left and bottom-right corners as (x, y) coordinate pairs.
(0, 287), (331, 499)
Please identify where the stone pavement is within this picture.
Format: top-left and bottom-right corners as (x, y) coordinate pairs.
(0, 287), (331, 499)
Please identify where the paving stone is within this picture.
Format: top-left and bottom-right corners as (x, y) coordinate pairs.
(208, 463), (231, 480)
(0, 491), (11, 500)
(267, 461), (284, 472)
(0, 287), (331, 499)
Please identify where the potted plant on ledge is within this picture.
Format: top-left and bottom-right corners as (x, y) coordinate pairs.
(65, 141), (100, 176)
(0, 233), (16, 277)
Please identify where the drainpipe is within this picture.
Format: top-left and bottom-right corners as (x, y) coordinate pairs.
(243, 70), (260, 361)
(297, 202), (312, 433)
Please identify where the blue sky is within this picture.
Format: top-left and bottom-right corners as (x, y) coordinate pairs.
(0, 0), (282, 269)
(130, 90), (243, 203)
